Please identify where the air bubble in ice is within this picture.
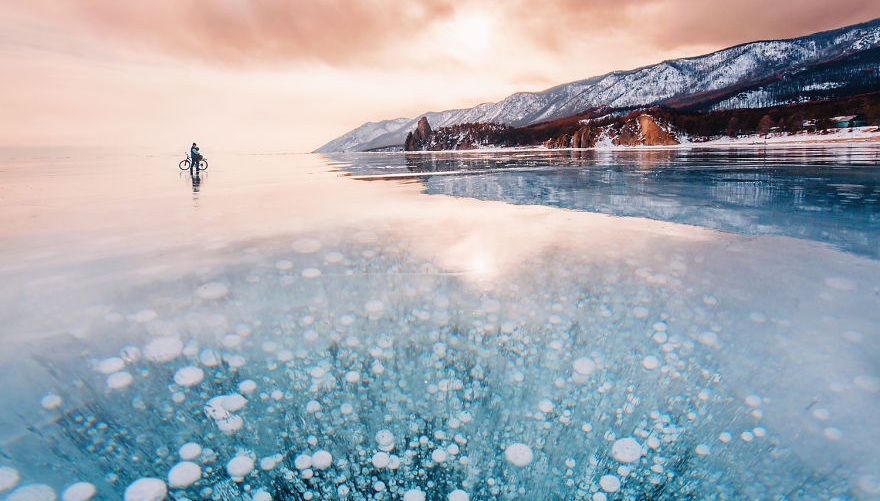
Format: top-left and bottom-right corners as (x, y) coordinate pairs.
(611, 438), (642, 463)
(302, 268), (321, 278)
(504, 443), (534, 466)
(292, 238), (322, 253)
(824, 277), (856, 290)
(854, 375), (880, 392)
(96, 357), (125, 375)
(600, 475), (621, 493)
(107, 371), (133, 390)
(173, 366), (204, 387)
(179, 443), (201, 461)
(196, 282), (228, 300)
(823, 427), (842, 441)
(40, 394), (62, 410)
(310, 450), (333, 470)
(294, 454), (312, 470)
(252, 489), (272, 501)
(123, 478), (166, 501)
(572, 357), (596, 376)
(365, 300), (384, 313)
(404, 489), (426, 501)
(376, 430), (394, 450)
(167, 461), (201, 488)
(372, 452), (390, 468)
(143, 337), (183, 363)
(226, 455), (254, 481)
(61, 482), (95, 501)
(447, 489), (469, 501)
(7, 484), (57, 501)
(0, 466), (20, 492)
(239, 380), (257, 394)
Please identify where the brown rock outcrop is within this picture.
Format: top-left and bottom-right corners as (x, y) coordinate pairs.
(404, 116), (433, 151)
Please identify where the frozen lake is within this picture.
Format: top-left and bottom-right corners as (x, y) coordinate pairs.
(1, 146), (879, 500)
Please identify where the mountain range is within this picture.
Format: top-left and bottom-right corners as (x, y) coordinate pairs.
(315, 18), (880, 153)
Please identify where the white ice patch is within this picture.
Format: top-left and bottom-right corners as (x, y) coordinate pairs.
(504, 443), (534, 466)
(61, 481), (96, 501)
(123, 478), (166, 501)
(167, 461), (201, 488)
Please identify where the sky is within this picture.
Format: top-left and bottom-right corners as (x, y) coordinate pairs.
(1, 1), (879, 154)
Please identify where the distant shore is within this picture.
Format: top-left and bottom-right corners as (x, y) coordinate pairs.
(389, 126), (880, 154)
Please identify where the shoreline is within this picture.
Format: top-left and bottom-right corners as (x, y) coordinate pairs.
(386, 126), (880, 154)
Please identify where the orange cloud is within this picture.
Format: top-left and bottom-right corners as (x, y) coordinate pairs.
(10, 0), (458, 66)
(499, 0), (880, 54)
(8, 0), (880, 70)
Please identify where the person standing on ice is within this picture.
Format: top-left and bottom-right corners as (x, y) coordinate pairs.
(190, 142), (202, 168)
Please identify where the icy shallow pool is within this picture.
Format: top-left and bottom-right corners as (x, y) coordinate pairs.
(1, 149), (879, 500)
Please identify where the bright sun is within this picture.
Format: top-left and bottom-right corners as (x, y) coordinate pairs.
(444, 10), (494, 63)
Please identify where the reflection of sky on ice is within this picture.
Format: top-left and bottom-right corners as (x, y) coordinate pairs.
(1, 150), (879, 499)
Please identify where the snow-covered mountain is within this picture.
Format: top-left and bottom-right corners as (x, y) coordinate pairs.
(315, 18), (880, 152)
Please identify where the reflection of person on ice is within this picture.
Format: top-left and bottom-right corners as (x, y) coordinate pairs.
(190, 142), (202, 168)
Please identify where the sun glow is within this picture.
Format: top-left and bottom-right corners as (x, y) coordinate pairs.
(443, 9), (495, 63)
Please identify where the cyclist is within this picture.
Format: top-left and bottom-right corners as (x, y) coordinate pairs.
(190, 142), (203, 168)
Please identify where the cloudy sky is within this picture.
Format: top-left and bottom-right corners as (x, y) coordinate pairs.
(2, 1), (879, 153)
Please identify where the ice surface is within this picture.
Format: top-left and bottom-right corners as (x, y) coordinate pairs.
(1, 150), (878, 499)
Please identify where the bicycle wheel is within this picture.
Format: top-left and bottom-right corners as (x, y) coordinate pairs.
(198, 159), (208, 170)
(179, 159), (191, 170)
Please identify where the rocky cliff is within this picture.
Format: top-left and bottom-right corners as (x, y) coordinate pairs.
(404, 117), (433, 151)
(404, 112), (682, 150)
